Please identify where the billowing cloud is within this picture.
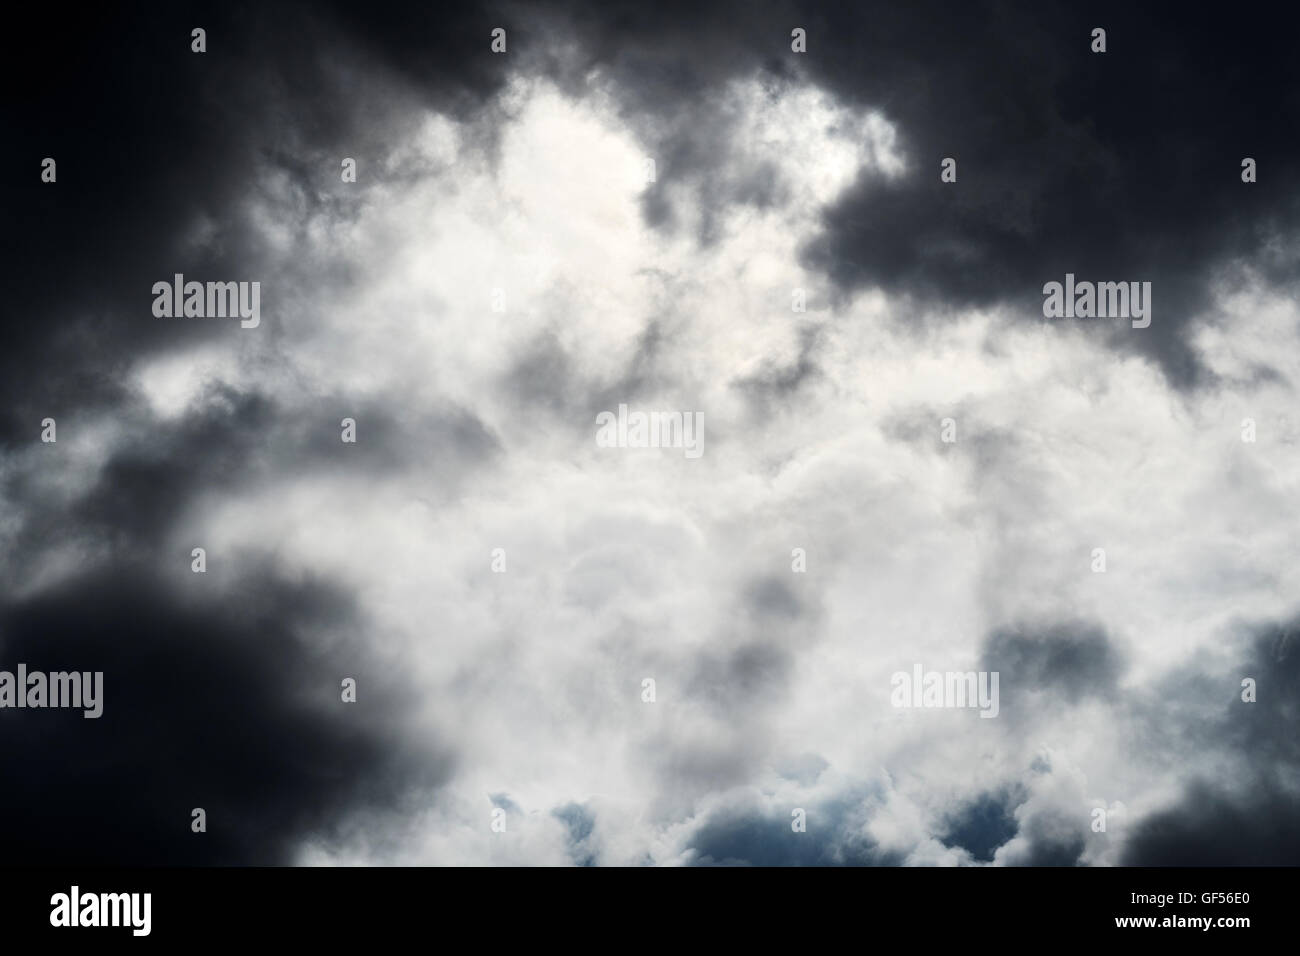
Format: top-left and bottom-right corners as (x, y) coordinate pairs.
(3, 1), (1299, 866)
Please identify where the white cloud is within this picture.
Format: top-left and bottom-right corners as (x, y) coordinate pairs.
(93, 69), (1300, 865)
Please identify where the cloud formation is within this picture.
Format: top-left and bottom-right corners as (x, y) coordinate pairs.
(3, 1), (1298, 866)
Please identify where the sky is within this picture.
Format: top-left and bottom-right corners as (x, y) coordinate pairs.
(2, 0), (1298, 866)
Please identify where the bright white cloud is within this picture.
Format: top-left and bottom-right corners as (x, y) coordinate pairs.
(84, 70), (1300, 865)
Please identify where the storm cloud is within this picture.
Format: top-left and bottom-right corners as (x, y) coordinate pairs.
(2, 1), (1298, 866)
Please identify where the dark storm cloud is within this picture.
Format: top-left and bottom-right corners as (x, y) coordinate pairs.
(1214, 623), (1300, 767)
(4, 4), (267, 443)
(70, 387), (281, 548)
(0, 0), (532, 869)
(1122, 781), (1300, 866)
(15, 0), (1282, 456)
(1, 383), (498, 578)
(1010, 821), (1086, 867)
(1, 0), (519, 446)
(795, 0), (1300, 389)
(528, 1), (1300, 388)
(6, 0), (1299, 869)
(981, 619), (1125, 712)
(1123, 619), (1300, 864)
(6, 1), (1295, 441)
(0, 562), (453, 865)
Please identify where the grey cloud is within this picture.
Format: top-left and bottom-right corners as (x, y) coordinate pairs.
(1122, 620), (1300, 864)
(981, 619), (1125, 714)
(0, 563), (453, 865)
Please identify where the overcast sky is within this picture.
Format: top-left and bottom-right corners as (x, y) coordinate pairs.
(2, 1), (1298, 865)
